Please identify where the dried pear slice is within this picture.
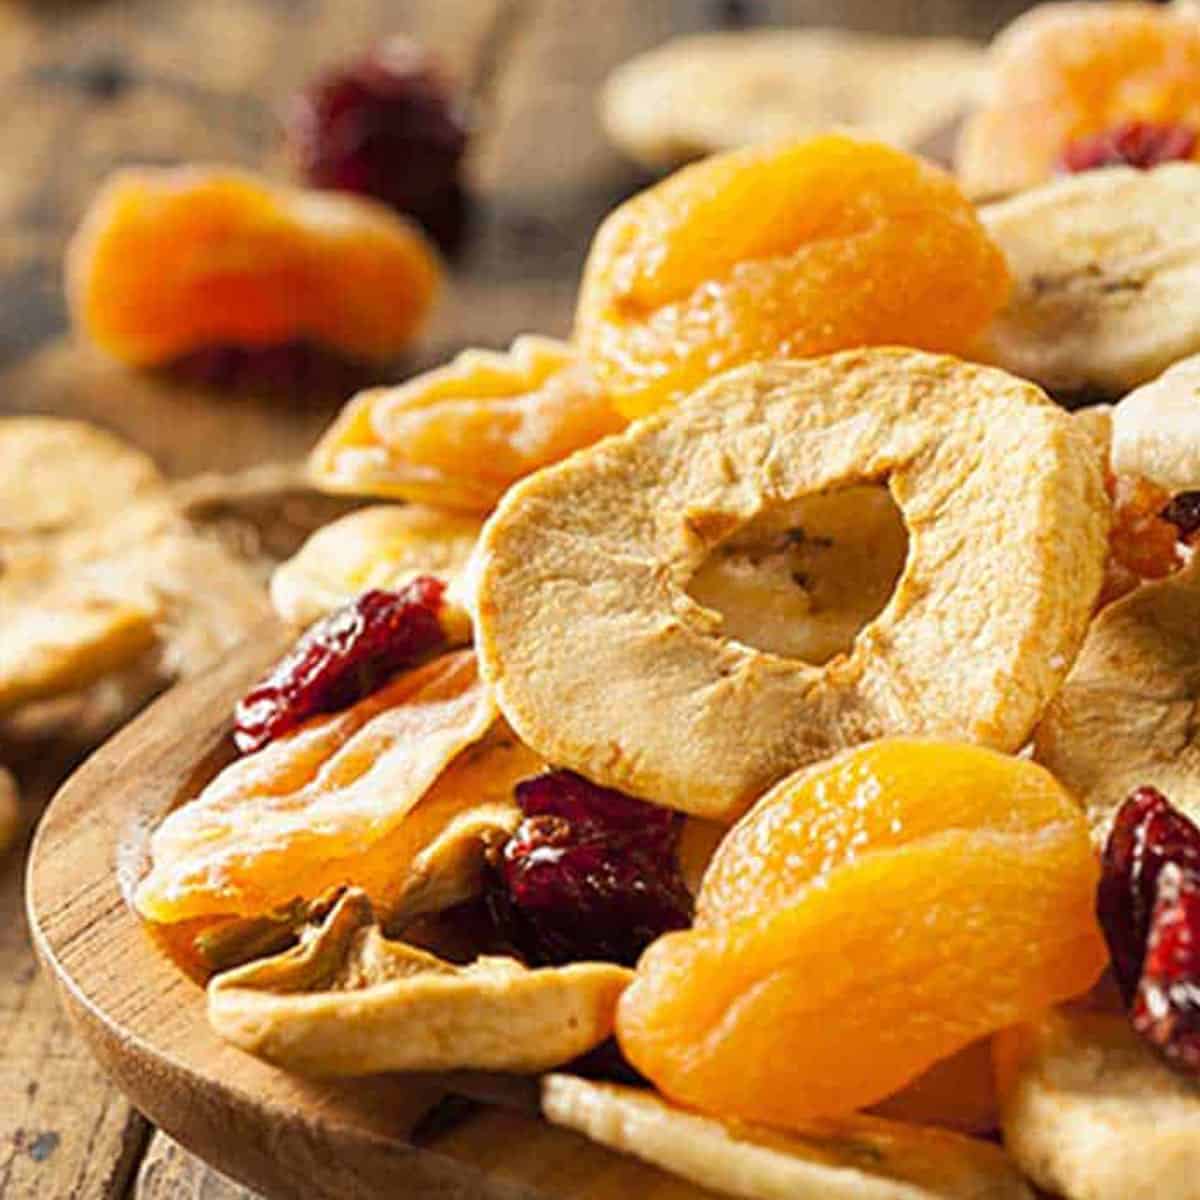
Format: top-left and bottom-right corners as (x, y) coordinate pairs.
(310, 335), (625, 513)
(542, 1077), (1033, 1200)
(1111, 353), (1200, 491)
(209, 890), (631, 1076)
(474, 349), (1107, 818)
(1034, 554), (1200, 842)
(135, 649), (496, 923)
(994, 1008), (1200, 1200)
(270, 504), (482, 630)
(976, 166), (1200, 398)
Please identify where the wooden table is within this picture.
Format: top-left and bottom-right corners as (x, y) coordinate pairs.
(0, 0), (1045, 1195)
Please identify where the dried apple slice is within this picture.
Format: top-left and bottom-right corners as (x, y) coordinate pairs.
(135, 649), (496, 923)
(473, 349), (1107, 818)
(542, 1077), (1033, 1200)
(208, 889), (630, 1075)
(1111, 353), (1200, 491)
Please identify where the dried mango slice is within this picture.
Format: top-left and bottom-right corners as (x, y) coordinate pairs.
(67, 166), (440, 367)
(135, 649), (495, 923)
(270, 505), (483, 629)
(473, 350), (1107, 818)
(208, 889), (630, 1075)
(542, 1078), (1032, 1200)
(310, 336), (625, 513)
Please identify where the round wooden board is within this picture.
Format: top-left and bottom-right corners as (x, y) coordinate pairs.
(26, 629), (717, 1200)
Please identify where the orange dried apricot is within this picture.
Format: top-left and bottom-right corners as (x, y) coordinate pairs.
(957, 3), (1200, 198)
(574, 134), (1009, 419)
(616, 739), (1106, 1128)
(67, 166), (440, 367)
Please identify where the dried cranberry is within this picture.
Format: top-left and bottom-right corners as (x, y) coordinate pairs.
(1098, 786), (1200, 1003)
(1059, 120), (1197, 173)
(1133, 863), (1200, 1074)
(286, 38), (469, 251)
(1162, 491), (1200, 541)
(234, 580), (446, 754)
(164, 340), (371, 401)
(485, 770), (693, 968)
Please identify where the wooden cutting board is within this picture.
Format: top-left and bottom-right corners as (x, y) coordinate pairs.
(25, 629), (716, 1200)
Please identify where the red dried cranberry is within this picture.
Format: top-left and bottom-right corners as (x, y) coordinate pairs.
(1162, 491), (1200, 541)
(485, 770), (693, 968)
(1098, 786), (1200, 1003)
(286, 38), (469, 251)
(1133, 862), (1200, 1075)
(1060, 120), (1197, 173)
(234, 580), (446, 754)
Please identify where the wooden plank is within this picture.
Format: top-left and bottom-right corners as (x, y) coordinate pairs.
(134, 1135), (257, 1200)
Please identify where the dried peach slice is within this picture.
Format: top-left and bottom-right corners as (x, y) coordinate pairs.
(310, 336), (625, 512)
(134, 649), (495, 923)
(616, 740), (1107, 1127)
(956, 2), (1200, 199)
(67, 166), (440, 367)
(473, 350), (1107, 818)
(574, 134), (1009, 419)
(269, 504), (483, 629)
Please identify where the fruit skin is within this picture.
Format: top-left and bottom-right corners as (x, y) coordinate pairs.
(616, 739), (1107, 1128)
(574, 133), (1009, 419)
(67, 166), (441, 367)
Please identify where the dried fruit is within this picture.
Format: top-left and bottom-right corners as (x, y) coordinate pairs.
(1060, 119), (1198, 173)
(616, 739), (1107, 1127)
(474, 350), (1106, 818)
(1107, 473), (1183, 585)
(1162, 491), (1200, 539)
(310, 336), (625, 513)
(164, 340), (371, 400)
(1112, 353), (1200, 493)
(286, 38), (469, 250)
(485, 770), (692, 968)
(574, 134), (1010, 419)
(233, 580), (449, 754)
(67, 166), (440, 368)
(957, 2), (1200, 198)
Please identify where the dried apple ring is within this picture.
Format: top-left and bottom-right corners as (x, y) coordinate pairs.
(67, 166), (440, 367)
(473, 349), (1107, 819)
(574, 134), (1010, 419)
(310, 336), (625, 512)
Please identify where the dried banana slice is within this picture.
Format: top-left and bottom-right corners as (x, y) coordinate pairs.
(209, 889), (630, 1076)
(270, 504), (482, 629)
(310, 335), (625, 513)
(1111, 353), (1200, 490)
(135, 649), (496, 923)
(1034, 554), (1200, 842)
(474, 350), (1107, 818)
(994, 1008), (1200, 1200)
(601, 30), (985, 171)
(542, 1077), (1033, 1200)
(977, 165), (1200, 398)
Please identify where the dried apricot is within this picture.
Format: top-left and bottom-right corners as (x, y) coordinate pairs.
(67, 166), (440, 367)
(310, 336), (625, 512)
(616, 739), (1106, 1127)
(574, 134), (1009, 418)
(957, 3), (1200, 198)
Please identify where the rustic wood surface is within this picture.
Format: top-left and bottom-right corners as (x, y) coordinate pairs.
(0, 0), (1056, 1196)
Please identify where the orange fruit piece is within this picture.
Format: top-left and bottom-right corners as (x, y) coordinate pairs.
(67, 166), (441, 367)
(617, 739), (1106, 1128)
(574, 133), (1009, 419)
(957, 3), (1200, 198)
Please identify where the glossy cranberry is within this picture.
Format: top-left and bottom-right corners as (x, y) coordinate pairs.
(1162, 491), (1200, 541)
(1060, 120), (1197, 173)
(1133, 862), (1200, 1075)
(485, 770), (693, 968)
(286, 38), (469, 250)
(1098, 786), (1200, 1003)
(234, 580), (446, 754)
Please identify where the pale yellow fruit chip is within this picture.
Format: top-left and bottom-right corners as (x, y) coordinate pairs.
(309, 335), (625, 513)
(208, 889), (630, 1076)
(270, 504), (483, 629)
(542, 1077), (1033, 1200)
(995, 1008), (1200, 1200)
(135, 649), (496, 923)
